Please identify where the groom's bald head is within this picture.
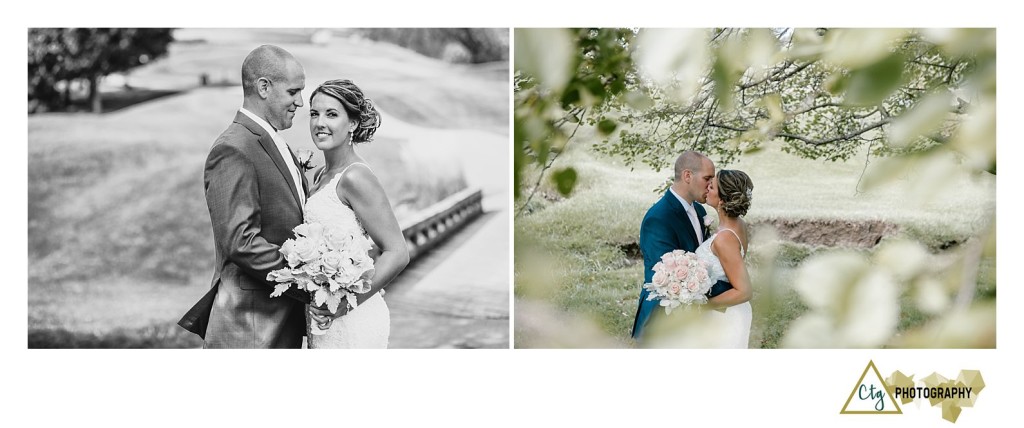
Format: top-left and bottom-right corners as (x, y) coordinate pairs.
(240, 44), (305, 130)
(672, 150), (716, 204)
(674, 151), (708, 181)
(241, 45), (298, 97)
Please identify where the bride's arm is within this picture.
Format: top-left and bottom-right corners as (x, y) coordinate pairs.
(339, 166), (411, 307)
(707, 234), (752, 307)
(311, 165), (410, 324)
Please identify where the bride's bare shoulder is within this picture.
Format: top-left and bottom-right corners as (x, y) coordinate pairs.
(336, 163), (383, 201)
(712, 226), (745, 258)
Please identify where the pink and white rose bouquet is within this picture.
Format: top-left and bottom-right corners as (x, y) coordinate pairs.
(643, 249), (712, 314)
(267, 222), (375, 334)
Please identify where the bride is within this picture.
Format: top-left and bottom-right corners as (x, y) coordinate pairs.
(697, 169), (755, 348)
(305, 79), (410, 348)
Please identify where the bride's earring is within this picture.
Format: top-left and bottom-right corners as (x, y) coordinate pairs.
(347, 129), (354, 146)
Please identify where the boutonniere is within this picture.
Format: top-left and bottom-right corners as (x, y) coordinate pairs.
(295, 149), (316, 171)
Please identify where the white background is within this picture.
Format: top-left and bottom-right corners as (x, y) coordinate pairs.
(6, 1), (1018, 427)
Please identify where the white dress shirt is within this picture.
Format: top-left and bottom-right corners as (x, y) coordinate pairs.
(239, 108), (305, 206)
(669, 187), (703, 242)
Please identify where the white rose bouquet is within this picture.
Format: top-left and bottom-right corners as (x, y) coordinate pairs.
(267, 222), (375, 334)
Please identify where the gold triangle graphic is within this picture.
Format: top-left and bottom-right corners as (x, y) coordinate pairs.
(840, 360), (903, 414)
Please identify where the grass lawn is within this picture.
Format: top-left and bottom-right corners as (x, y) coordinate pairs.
(513, 129), (995, 348)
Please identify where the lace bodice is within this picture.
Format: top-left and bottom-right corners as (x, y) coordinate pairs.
(694, 228), (745, 284)
(303, 164), (373, 245)
(302, 162), (389, 349)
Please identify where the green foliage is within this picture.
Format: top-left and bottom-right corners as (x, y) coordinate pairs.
(749, 283), (806, 349)
(839, 52), (906, 106)
(551, 167), (577, 196)
(774, 241), (818, 267)
(516, 28), (996, 182)
(514, 133), (994, 348)
(596, 118), (617, 135)
(514, 28), (637, 200)
(516, 28), (996, 349)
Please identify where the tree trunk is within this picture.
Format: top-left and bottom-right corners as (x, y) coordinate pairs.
(62, 80), (71, 109)
(453, 29), (485, 63)
(88, 74), (102, 113)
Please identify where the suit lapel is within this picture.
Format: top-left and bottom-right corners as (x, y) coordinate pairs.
(234, 113), (303, 208)
(287, 149), (309, 198)
(663, 190), (700, 249)
(258, 134), (303, 208)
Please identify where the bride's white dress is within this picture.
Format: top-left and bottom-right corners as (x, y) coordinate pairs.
(303, 163), (390, 349)
(694, 228), (752, 348)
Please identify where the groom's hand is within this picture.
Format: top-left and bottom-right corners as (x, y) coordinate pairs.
(707, 280), (732, 298)
(368, 244), (382, 261)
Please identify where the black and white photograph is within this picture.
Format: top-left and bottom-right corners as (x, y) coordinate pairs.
(27, 28), (510, 349)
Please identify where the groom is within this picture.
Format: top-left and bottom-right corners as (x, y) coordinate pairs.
(178, 45), (312, 348)
(631, 150), (731, 340)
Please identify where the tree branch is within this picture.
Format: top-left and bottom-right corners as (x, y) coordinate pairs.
(692, 98), (719, 148)
(789, 101), (843, 116)
(516, 110), (586, 218)
(709, 117), (893, 146)
(739, 60), (816, 90)
(945, 59), (961, 85)
(854, 140), (878, 195)
(778, 118), (891, 146)
(737, 60), (793, 90)
(552, 107), (585, 127)
(909, 58), (956, 70)
(853, 108), (880, 119)
(707, 122), (747, 132)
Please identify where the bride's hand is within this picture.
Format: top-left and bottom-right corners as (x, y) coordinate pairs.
(309, 301), (351, 329)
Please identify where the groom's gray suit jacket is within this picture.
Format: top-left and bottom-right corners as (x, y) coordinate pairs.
(178, 111), (310, 348)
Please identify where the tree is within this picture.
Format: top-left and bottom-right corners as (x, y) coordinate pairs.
(28, 28), (174, 113)
(515, 28), (995, 199)
(357, 28), (508, 64)
(601, 28), (995, 178)
(514, 28), (638, 209)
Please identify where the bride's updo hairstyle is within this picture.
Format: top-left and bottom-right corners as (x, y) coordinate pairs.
(310, 79), (381, 143)
(717, 169), (754, 217)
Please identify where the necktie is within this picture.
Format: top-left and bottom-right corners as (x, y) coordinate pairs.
(685, 204), (703, 242)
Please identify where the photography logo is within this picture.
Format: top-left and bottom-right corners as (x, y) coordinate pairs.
(840, 360), (985, 423)
(840, 360), (902, 414)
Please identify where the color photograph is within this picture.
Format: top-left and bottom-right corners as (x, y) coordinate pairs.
(514, 28), (996, 348)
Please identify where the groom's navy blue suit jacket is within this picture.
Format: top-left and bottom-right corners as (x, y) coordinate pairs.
(631, 190), (729, 340)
